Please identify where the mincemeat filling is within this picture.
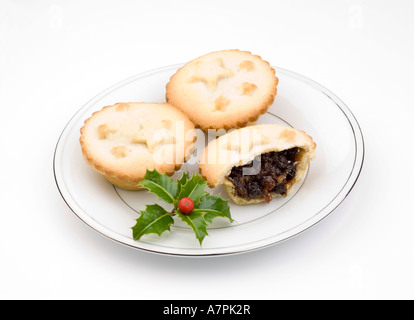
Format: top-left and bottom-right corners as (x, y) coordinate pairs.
(227, 147), (299, 203)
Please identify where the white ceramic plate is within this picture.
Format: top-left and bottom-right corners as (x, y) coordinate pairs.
(54, 64), (364, 257)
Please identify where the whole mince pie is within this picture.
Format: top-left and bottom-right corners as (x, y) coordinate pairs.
(166, 49), (279, 132)
(199, 124), (316, 205)
(80, 102), (196, 190)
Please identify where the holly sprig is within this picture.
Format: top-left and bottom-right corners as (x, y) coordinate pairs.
(131, 169), (233, 245)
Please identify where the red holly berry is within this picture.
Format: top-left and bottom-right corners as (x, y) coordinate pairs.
(178, 197), (194, 215)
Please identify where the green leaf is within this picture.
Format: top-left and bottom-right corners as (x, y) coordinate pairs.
(177, 194), (233, 245)
(138, 169), (177, 204)
(176, 171), (189, 197)
(177, 173), (208, 204)
(132, 204), (174, 241)
(194, 194), (233, 223)
(177, 210), (208, 245)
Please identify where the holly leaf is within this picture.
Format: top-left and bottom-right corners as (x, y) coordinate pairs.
(177, 210), (208, 245)
(177, 194), (232, 245)
(176, 171), (189, 196)
(138, 169), (177, 204)
(177, 173), (208, 204)
(132, 204), (174, 240)
(194, 194), (233, 223)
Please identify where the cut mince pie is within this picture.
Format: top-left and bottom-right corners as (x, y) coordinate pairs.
(198, 124), (316, 205)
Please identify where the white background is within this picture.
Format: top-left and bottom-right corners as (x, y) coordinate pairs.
(1, 0), (413, 300)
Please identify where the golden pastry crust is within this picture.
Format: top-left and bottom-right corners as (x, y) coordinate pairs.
(198, 124), (316, 205)
(166, 50), (278, 132)
(80, 102), (196, 190)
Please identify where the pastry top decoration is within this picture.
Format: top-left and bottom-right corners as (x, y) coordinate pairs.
(187, 58), (234, 90)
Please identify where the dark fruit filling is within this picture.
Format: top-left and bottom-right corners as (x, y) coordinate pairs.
(227, 147), (299, 203)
